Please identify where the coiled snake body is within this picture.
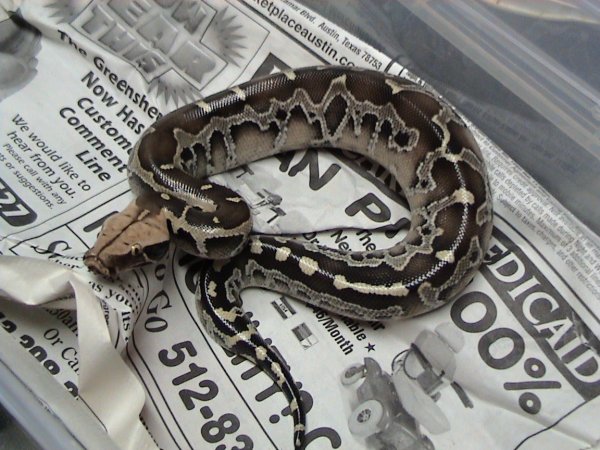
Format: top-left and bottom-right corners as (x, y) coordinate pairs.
(85, 67), (493, 449)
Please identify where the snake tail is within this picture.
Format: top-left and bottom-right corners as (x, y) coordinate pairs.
(197, 262), (306, 449)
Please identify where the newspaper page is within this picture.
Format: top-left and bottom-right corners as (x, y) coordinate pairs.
(0, 1), (599, 449)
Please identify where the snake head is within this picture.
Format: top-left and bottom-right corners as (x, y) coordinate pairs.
(84, 200), (170, 278)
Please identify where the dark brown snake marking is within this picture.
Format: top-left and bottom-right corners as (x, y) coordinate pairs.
(84, 66), (493, 449)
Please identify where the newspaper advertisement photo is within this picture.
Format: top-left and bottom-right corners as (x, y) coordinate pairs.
(0, 1), (599, 449)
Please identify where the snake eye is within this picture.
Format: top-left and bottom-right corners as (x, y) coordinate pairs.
(131, 244), (142, 256)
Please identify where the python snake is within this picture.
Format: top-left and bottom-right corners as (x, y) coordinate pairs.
(84, 66), (493, 449)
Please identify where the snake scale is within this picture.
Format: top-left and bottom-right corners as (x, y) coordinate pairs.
(84, 66), (493, 449)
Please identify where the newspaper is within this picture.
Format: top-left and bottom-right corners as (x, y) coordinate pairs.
(0, 1), (599, 449)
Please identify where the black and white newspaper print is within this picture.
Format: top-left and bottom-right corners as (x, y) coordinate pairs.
(0, 1), (599, 449)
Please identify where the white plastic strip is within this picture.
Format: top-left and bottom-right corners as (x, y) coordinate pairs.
(0, 256), (157, 450)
